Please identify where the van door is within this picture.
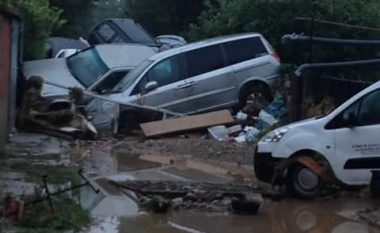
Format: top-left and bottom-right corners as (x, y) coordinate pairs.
(130, 54), (189, 113)
(332, 89), (380, 185)
(183, 44), (237, 114)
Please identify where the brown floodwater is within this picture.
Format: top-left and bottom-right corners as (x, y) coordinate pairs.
(82, 151), (380, 233)
(115, 198), (380, 233)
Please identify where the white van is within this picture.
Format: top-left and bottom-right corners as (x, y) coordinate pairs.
(255, 81), (380, 198)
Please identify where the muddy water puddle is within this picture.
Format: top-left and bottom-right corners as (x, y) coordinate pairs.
(84, 198), (380, 233)
(116, 152), (163, 172)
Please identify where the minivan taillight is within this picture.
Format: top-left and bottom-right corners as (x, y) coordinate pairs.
(272, 52), (280, 62)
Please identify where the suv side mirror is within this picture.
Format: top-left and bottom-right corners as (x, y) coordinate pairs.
(144, 81), (158, 93)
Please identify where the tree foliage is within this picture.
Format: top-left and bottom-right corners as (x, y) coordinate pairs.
(128, 0), (206, 35)
(49, 0), (96, 38)
(91, 0), (129, 25)
(188, 0), (380, 62)
(1, 0), (64, 60)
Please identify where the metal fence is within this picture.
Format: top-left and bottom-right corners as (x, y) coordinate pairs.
(289, 60), (380, 121)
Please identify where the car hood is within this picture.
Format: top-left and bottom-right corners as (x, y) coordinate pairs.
(283, 116), (327, 130)
(23, 58), (83, 97)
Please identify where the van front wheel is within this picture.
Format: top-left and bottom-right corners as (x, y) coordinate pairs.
(286, 164), (324, 198)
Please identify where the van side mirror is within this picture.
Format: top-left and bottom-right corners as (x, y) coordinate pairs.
(144, 81), (158, 93)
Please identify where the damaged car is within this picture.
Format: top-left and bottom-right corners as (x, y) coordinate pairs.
(23, 44), (157, 110)
(86, 33), (281, 132)
(255, 80), (380, 198)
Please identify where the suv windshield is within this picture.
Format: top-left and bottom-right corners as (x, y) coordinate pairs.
(112, 59), (153, 93)
(66, 48), (110, 87)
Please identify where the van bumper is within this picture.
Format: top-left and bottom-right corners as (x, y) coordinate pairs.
(254, 149), (282, 183)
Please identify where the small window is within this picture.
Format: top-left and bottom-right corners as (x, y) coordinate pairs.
(357, 90), (380, 126)
(111, 35), (126, 43)
(95, 71), (129, 94)
(224, 37), (268, 65)
(184, 45), (225, 77)
(97, 24), (116, 42)
(327, 89), (380, 129)
(133, 55), (184, 94)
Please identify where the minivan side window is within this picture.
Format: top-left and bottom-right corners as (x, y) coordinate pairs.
(224, 37), (268, 65)
(133, 55), (183, 94)
(184, 45), (226, 78)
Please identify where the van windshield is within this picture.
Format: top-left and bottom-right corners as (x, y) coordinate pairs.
(112, 59), (153, 93)
(66, 48), (110, 88)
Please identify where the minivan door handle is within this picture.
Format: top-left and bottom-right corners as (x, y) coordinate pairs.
(176, 81), (198, 89)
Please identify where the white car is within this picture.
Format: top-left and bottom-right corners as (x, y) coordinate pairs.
(23, 44), (156, 101)
(255, 81), (380, 197)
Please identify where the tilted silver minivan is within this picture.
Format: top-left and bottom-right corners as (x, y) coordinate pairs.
(86, 33), (281, 131)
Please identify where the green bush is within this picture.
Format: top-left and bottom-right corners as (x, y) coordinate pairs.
(1, 0), (64, 60)
(188, 0), (380, 62)
(21, 198), (90, 232)
(128, 0), (205, 35)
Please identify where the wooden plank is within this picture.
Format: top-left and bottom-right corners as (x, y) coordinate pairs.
(141, 110), (234, 137)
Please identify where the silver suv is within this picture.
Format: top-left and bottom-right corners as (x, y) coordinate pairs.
(87, 33), (281, 130)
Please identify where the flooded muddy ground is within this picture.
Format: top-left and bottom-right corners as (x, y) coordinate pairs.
(115, 198), (380, 233)
(75, 137), (380, 233)
(3, 134), (380, 233)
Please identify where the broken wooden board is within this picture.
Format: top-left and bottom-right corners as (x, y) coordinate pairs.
(140, 110), (234, 137)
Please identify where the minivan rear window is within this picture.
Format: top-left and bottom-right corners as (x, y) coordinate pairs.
(224, 37), (268, 65)
(184, 45), (226, 78)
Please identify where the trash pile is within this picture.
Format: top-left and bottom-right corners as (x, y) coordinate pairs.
(208, 91), (288, 144)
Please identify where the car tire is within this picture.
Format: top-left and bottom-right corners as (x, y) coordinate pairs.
(239, 82), (272, 109)
(286, 164), (324, 198)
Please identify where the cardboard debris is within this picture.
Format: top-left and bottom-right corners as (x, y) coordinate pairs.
(141, 110), (234, 137)
(208, 125), (243, 141)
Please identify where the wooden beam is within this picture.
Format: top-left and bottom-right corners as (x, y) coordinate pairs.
(140, 110), (235, 137)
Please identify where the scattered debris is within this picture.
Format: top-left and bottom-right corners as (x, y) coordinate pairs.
(207, 90), (288, 144)
(18, 76), (97, 139)
(146, 196), (171, 214)
(110, 180), (261, 213)
(357, 209), (380, 228)
(231, 194), (263, 215)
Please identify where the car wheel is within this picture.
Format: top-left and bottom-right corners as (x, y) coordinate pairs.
(286, 164), (324, 198)
(239, 82), (272, 110)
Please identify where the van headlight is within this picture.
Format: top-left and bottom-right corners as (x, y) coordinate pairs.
(262, 128), (289, 143)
